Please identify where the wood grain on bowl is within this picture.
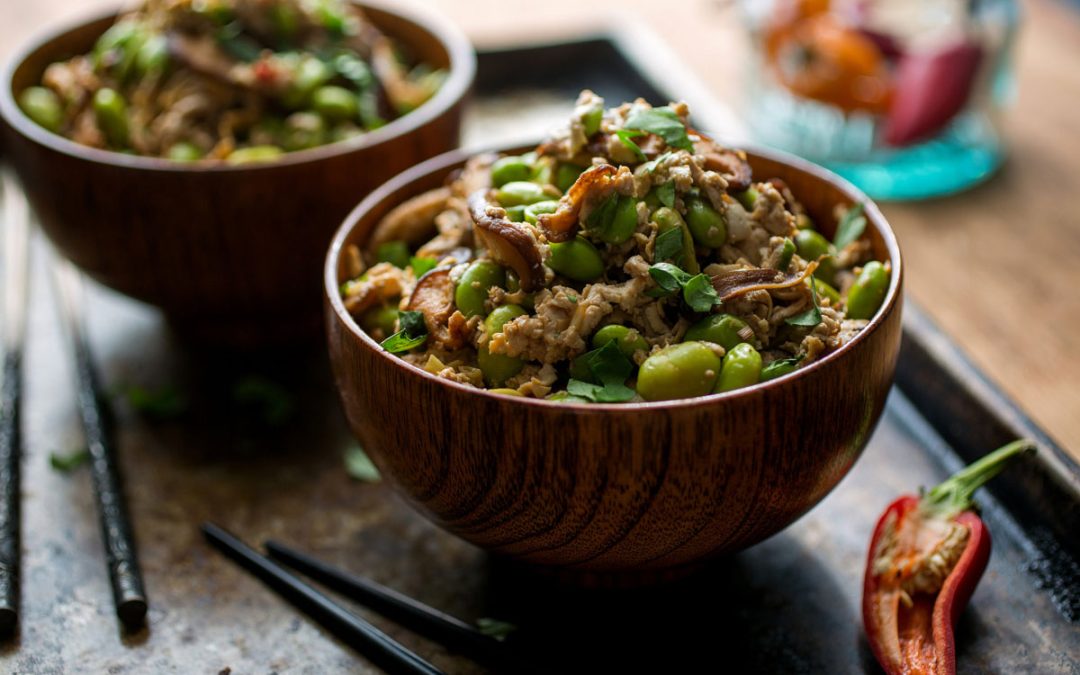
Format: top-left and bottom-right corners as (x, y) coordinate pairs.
(325, 146), (903, 573)
(0, 2), (475, 344)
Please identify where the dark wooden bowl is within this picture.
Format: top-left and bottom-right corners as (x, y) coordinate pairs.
(325, 145), (904, 575)
(0, 2), (474, 344)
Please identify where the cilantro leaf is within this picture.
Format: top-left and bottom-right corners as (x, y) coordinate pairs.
(832, 202), (866, 251)
(567, 379), (636, 403)
(682, 273), (719, 313)
(649, 262), (691, 295)
(587, 340), (633, 386)
(410, 256), (438, 278)
(654, 227), (684, 263)
(565, 341), (637, 403)
(785, 279), (822, 327)
(639, 152), (673, 174)
(623, 106), (694, 152)
(380, 309), (428, 353)
(345, 446), (381, 482)
(614, 129), (647, 161)
(585, 193), (619, 237)
(657, 182), (676, 208)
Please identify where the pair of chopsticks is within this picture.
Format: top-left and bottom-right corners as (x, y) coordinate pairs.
(203, 523), (547, 675)
(0, 170), (146, 638)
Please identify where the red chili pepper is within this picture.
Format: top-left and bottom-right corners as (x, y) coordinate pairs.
(862, 440), (1035, 675)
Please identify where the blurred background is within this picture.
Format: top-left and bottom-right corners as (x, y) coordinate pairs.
(3, 0), (1078, 459)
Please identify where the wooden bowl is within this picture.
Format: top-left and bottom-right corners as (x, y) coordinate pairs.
(0, 2), (474, 344)
(325, 146), (904, 575)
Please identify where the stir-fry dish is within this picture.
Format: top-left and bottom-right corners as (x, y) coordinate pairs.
(17, 0), (445, 162)
(343, 91), (891, 402)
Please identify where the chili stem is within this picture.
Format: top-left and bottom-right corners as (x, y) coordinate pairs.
(920, 439), (1036, 519)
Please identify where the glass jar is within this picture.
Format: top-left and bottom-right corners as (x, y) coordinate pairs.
(740, 0), (1020, 200)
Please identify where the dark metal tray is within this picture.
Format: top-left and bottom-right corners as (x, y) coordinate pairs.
(2, 32), (1077, 675)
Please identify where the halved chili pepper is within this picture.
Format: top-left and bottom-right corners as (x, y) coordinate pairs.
(863, 439), (1036, 675)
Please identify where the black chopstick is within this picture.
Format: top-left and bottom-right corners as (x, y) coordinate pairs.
(203, 523), (444, 675)
(0, 170), (30, 638)
(52, 263), (147, 630)
(265, 540), (548, 675)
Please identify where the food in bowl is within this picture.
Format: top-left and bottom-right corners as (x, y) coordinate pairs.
(16, 0), (446, 162)
(341, 91), (891, 402)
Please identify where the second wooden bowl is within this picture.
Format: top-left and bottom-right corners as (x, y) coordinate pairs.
(0, 1), (475, 343)
(325, 145), (904, 575)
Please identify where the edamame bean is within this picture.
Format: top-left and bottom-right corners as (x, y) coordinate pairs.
(555, 163), (584, 192)
(813, 278), (841, 305)
(491, 156), (532, 187)
(93, 88), (129, 148)
(582, 105), (603, 137)
(17, 87), (63, 132)
(360, 305), (399, 336)
(685, 197), (728, 248)
(777, 238), (796, 272)
(795, 229), (837, 283)
(845, 261), (889, 320)
(134, 35), (169, 76)
(637, 342), (722, 401)
(715, 342), (763, 392)
(524, 200), (559, 225)
(376, 240), (411, 269)
(166, 142), (202, 162)
(760, 358), (799, 382)
(226, 145), (284, 164)
(592, 196), (638, 244)
(653, 207), (699, 274)
(532, 157), (555, 186)
(547, 236), (604, 281)
(592, 325), (648, 357)
(454, 260), (506, 317)
(283, 56), (332, 107)
(282, 112), (326, 151)
(312, 86), (359, 121)
(490, 388), (523, 397)
(684, 313), (748, 350)
(478, 304), (526, 386)
(505, 205), (526, 222)
(496, 181), (549, 207)
(736, 187), (758, 211)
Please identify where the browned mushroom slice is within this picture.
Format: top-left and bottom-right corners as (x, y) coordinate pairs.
(468, 191), (546, 292)
(406, 267), (459, 347)
(713, 261), (819, 302)
(343, 263), (408, 315)
(692, 133), (753, 193)
(166, 32), (250, 88)
(535, 164), (620, 243)
(368, 187), (451, 252)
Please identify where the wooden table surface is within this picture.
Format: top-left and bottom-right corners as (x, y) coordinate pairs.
(4, 0), (1078, 459)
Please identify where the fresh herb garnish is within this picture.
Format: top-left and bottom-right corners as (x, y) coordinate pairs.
(623, 106), (694, 152)
(586, 193), (619, 238)
(344, 446), (381, 482)
(50, 448), (90, 473)
(657, 181), (676, 209)
(566, 341), (636, 403)
(380, 310), (428, 354)
(648, 262), (691, 295)
(653, 227), (684, 264)
(639, 152), (673, 174)
(476, 618), (518, 642)
(785, 279), (822, 327)
(833, 202), (867, 251)
(682, 273), (720, 313)
(614, 129), (647, 161)
(409, 256), (438, 278)
(124, 384), (188, 421)
(233, 376), (295, 426)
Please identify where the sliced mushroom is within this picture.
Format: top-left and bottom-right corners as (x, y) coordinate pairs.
(692, 133), (753, 193)
(468, 191), (546, 292)
(535, 164), (623, 243)
(166, 32), (250, 88)
(406, 267), (461, 347)
(342, 263), (408, 316)
(712, 261), (819, 302)
(368, 187), (451, 253)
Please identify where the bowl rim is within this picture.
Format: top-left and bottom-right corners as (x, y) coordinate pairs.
(0, 0), (476, 173)
(325, 141), (904, 411)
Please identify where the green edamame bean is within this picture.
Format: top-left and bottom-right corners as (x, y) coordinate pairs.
(685, 197), (728, 248)
(845, 261), (889, 320)
(582, 104), (603, 137)
(555, 163), (584, 192)
(653, 207), (699, 274)
(591, 196), (638, 244)
(360, 305), (399, 336)
(478, 304), (527, 386)
(531, 157), (555, 186)
(226, 145), (284, 164)
(455, 260), (506, 317)
(282, 112), (326, 151)
(166, 142), (202, 162)
(496, 181), (549, 207)
(547, 236), (604, 281)
(491, 156), (532, 187)
(283, 56), (332, 107)
(777, 238), (796, 272)
(524, 200), (560, 225)
(715, 342), (763, 393)
(591, 325), (648, 357)
(490, 388), (523, 397)
(376, 241), (411, 269)
(760, 358), (799, 382)
(18, 87), (63, 132)
(736, 187), (759, 211)
(637, 342), (722, 401)
(92, 88), (129, 148)
(684, 313), (748, 350)
(134, 35), (169, 76)
(331, 122), (363, 142)
(813, 278), (841, 305)
(505, 205), (526, 222)
(312, 86), (359, 121)
(795, 229), (837, 283)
